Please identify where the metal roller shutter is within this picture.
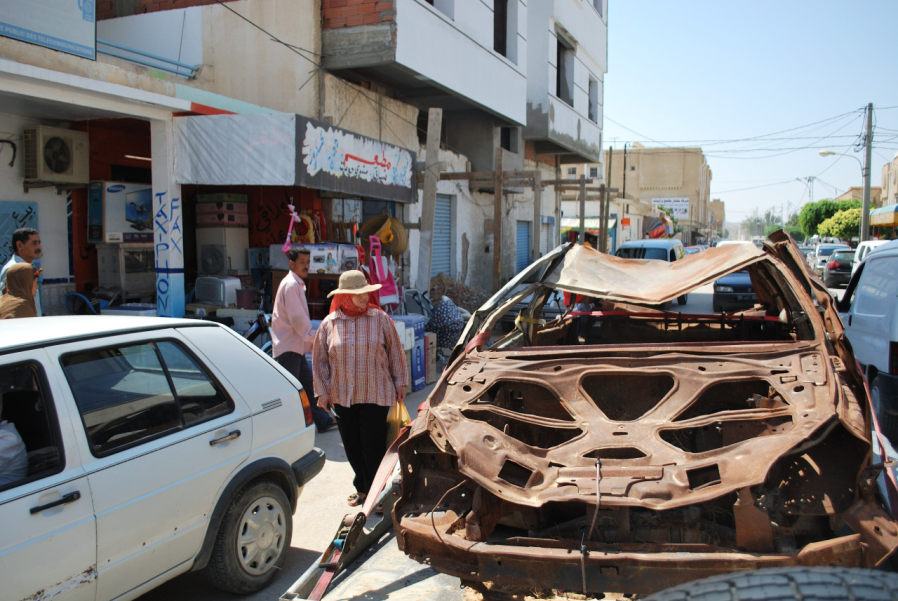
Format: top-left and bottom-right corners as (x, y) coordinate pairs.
(516, 220), (531, 273)
(430, 195), (452, 278)
(540, 222), (552, 256)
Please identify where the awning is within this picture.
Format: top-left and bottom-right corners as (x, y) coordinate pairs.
(174, 113), (417, 203)
(560, 217), (616, 234)
(545, 242), (765, 305)
(871, 203), (898, 227)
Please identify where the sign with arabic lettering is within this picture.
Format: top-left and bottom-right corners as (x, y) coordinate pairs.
(0, 201), (39, 266)
(298, 116), (416, 203)
(651, 197), (690, 220)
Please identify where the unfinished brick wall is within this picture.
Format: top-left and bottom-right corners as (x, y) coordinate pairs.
(96, 0), (242, 21)
(322, 0), (394, 29)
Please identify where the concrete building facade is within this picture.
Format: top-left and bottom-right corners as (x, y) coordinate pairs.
(834, 186), (883, 207)
(709, 199), (726, 235)
(604, 145), (713, 244)
(882, 153), (898, 206)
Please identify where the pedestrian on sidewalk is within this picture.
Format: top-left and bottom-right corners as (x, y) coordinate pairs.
(1, 228), (43, 316)
(0, 263), (39, 320)
(312, 270), (408, 507)
(271, 247), (336, 433)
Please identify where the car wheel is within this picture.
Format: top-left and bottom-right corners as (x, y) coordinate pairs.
(872, 377), (898, 446)
(677, 294), (687, 306)
(205, 480), (292, 594)
(644, 567), (898, 601)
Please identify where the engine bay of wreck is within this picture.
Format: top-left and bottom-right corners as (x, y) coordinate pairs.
(392, 238), (898, 595)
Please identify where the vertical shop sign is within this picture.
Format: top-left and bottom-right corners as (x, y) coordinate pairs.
(153, 190), (184, 317)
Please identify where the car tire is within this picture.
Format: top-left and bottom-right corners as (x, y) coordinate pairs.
(872, 376), (898, 446)
(677, 294), (687, 306)
(205, 480), (293, 594)
(644, 567), (898, 601)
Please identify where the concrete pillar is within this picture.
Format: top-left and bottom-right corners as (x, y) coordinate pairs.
(151, 117), (185, 318)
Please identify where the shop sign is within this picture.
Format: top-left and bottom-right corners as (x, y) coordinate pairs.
(652, 197), (690, 220)
(0, 0), (96, 60)
(298, 116), (416, 204)
(0, 201), (38, 266)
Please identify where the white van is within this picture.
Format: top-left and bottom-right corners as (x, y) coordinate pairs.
(852, 239), (889, 274)
(838, 240), (898, 441)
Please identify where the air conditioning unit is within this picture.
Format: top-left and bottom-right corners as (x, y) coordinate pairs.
(23, 126), (89, 184)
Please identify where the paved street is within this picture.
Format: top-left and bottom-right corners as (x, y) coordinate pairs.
(137, 383), (438, 601)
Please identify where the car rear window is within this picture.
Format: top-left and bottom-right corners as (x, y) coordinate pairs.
(61, 340), (233, 456)
(818, 247), (847, 257)
(615, 247), (668, 261)
(832, 251), (855, 261)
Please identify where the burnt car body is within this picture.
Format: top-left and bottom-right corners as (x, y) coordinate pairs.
(393, 232), (898, 596)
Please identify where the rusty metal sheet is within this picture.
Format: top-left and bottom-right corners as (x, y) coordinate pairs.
(395, 233), (897, 596)
(545, 243), (766, 305)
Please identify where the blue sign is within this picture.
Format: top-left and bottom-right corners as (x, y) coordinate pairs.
(0, 0), (96, 60)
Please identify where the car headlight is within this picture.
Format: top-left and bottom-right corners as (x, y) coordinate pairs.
(715, 286), (734, 293)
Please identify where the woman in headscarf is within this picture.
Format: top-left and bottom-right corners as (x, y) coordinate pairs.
(312, 270), (407, 506)
(0, 263), (38, 320)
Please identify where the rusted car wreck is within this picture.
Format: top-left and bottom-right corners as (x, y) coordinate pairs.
(393, 232), (898, 595)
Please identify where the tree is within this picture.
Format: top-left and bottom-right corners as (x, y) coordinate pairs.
(798, 199), (862, 237)
(764, 224), (805, 242)
(818, 208), (863, 241)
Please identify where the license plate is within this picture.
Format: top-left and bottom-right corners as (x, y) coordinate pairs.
(736, 295), (754, 301)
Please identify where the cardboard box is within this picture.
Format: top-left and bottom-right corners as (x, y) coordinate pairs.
(393, 321), (406, 347)
(404, 350), (413, 395)
(308, 244), (340, 274)
(197, 193), (248, 204)
(339, 245), (360, 271)
(425, 332), (437, 384)
(88, 181), (154, 243)
(197, 212), (249, 228)
(411, 337), (426, 391)
(392, 315), (427, 341)
(196, 202), (248, 215)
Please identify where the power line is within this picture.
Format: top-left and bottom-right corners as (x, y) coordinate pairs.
(712, 180), (799, 194)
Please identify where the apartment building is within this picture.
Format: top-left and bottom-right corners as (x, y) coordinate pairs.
(709, 199), (726, 235)
(321, 0), (607, 288)
(881, 153), (898, 206)
(604, 145), (712, 244)
(834, 186), (883, 207)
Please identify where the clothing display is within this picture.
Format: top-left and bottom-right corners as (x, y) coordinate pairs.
(427, 296), (466, 349)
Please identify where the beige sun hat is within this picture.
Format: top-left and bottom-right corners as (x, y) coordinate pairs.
(326, 270), (383, 298)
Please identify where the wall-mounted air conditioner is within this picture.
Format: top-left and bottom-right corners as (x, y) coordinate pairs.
(23, 125), (90, 185)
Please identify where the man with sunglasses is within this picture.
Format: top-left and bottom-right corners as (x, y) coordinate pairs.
(1, 228), (43, 316)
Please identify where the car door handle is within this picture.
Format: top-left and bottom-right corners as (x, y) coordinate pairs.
(30, 491), (81, 515)
(209, 430), (241, 446)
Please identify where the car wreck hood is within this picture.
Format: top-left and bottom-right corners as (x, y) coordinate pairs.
(544, 242), (766, 304)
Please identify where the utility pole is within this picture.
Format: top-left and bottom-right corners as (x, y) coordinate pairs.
(416, 108), (442, 292)
(492, 147), (504, 291)
(531, 169), (542, 261)
(602, 145), (613, 252)
(578, 173), (587, 244)
(861, 102), (874, 242)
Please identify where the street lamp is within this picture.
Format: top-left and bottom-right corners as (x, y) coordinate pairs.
(818, 147), (872, 242)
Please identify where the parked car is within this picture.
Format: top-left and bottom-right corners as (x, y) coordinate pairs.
(712, 270), (756, 312)
(394, 236), (895, 596)
(0, 317), (324, 601)
(838, 240), (898, 442)
(684, 245), (703, 255)
(823, 249), (856, 287)
(852, 240), (889, 275)
(810, 243), (850, 276)
(615, 239), (688, 305)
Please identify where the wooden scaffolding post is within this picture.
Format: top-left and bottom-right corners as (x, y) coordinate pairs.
(492, 148), (504, 292)
(578, 173), (587, 244)
(416, 108), (443, 292)
(531, 169), (542, 262)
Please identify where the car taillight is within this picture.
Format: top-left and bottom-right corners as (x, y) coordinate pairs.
(826, 260), (838, 269)
(299, 389), (313, 427)
(891, 342), (898, 376)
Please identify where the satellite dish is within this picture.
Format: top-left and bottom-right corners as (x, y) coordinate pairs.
(43, 137), (71, 174)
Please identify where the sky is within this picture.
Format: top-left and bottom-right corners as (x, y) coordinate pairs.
(601, 0), (898, 228)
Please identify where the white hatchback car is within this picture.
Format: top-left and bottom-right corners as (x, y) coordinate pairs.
(0, 317), (323, 601)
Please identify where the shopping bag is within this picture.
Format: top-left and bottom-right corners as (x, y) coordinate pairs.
(385, 401), (411, 450)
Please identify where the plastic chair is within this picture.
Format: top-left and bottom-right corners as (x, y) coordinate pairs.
(64, 293), (99, 315)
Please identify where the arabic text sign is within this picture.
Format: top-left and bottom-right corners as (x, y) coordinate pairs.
(298, 116), (416, 203)
(0, 0), (96, 59)
(652, 197), (690, 220)
(0, 201), (39, 266)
